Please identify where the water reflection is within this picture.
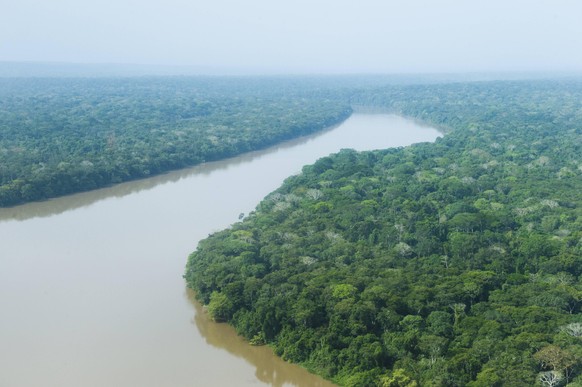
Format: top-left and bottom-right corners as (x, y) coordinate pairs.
(187, 290), (336, 387)
(0, 124), (338, 223)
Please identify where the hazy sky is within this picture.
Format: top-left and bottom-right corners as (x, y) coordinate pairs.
(1, 0), (581, 74)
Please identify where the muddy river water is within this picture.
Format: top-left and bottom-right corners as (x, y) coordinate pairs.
(0, 114), (439, 386)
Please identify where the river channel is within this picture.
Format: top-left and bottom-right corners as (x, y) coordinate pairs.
(0, 114), (440, 386)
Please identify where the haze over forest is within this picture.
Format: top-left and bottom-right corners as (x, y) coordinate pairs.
(4, 1), (582, 386)
(2, 0), (582, 75)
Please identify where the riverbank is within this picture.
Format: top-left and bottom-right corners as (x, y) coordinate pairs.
(0, 114), (439, 386)
(185, 80), (582, 385)
(0, 76), (353, 207)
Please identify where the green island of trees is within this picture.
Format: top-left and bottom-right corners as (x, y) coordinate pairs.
(186, 79), (582, 386)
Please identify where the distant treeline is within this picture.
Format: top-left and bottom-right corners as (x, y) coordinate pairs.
(0, 77), (353, 207)
(186, 80), (582, 386)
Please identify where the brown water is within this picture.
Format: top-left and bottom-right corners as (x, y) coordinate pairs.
(0, 114), (440, 387)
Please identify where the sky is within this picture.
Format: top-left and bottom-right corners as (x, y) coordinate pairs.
(1, 0), (582, 74)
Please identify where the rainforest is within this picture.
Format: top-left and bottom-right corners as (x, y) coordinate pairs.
(2, 76), (582, 386)
(185, 79), (582, 386)
(0, 76), (353, 207)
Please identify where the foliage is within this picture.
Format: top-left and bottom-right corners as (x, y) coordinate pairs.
(0, 76), (352, 206)
(186, 79), (582, 385)
(4, 74), (582, 385)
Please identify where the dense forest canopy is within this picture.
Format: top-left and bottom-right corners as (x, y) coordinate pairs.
(0, 76), (355, 207)
(186, 80), (582, 386)
(3, 74), (582, 385)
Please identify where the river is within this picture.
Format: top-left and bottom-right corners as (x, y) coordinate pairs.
(0, 114), (440, 387)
